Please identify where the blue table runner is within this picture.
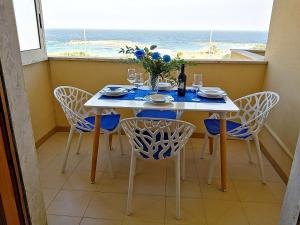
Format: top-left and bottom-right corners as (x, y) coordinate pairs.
(99, 87), (226, 103)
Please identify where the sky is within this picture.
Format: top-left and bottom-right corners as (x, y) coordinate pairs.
(41, 0), (274, 31)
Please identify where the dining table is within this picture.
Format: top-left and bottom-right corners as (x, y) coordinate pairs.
(84, 85), (239, 191)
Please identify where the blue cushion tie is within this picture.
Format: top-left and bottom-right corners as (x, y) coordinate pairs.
(204, 119), (251, 139)
(77, 114), (120, 132)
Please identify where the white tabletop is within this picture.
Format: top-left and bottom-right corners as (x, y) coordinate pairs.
(84, 85), (239, 113)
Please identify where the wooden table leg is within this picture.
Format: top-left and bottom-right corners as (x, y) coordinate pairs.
(208, 112), (213, 154)
(219, 114), (227, 191)
(91, 114), (101, 184)
(109, 133), (113, 150)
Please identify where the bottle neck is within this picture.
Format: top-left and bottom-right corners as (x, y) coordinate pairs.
(180, 64), (185, 73)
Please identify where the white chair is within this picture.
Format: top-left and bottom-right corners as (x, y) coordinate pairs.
(121, 117), (195, 219)
(54, 86), (124, 175)
(200, 91), (279, 184)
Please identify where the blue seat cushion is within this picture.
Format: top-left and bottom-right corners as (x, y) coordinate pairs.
(77, 114), (120, 132)
(136, 109), (176, 119)
(134, 130), (178, 160)
(204, 119), (251, 139)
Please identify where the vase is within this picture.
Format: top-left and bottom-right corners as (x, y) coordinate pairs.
(148, 74), (159, 93)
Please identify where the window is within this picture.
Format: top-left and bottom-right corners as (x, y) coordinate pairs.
(41, 0), (273, 60)
(13, 0), (47, 64)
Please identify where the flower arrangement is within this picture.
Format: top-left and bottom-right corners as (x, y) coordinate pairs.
(119, 45), (185, 91)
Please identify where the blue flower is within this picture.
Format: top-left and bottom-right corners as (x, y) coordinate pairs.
(134, 49), (145, 59)
(151, 52), (160, 60)
(163, 54), (171, 62)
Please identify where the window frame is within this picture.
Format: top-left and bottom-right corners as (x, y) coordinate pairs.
(18, 0), (48, 65)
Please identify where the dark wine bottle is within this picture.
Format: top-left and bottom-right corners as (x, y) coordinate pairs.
(177, 64), (187, 96)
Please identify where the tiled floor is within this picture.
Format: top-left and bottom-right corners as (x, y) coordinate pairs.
(38, 132), (286, 225)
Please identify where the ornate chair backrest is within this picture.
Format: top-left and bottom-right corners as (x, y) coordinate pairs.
(227, 91), (279, 137)
(120, 118), (195, 160)
(54, 86), (93, 127)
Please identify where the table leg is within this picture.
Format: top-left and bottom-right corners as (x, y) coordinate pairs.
(208, 112), (213, 154)
(219, 114), (227, 191)
(91, 114), (101, 184)
(109, 133), (113, 150)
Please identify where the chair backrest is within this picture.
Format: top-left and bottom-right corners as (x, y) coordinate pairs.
(120, 117), (196, 160)
(54, 86), (94, 128)
(228, 91), (279, 137)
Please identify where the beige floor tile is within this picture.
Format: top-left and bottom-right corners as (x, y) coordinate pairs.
(167, 159), (198, 180)
(200, 179), (239, 201)
(123, 221), (163, 225)
(84, 193), (126, 220)
(63, 170), (101, 191)
(43, 188), (59, 208)
(264, 166), (283, 182)
(203, 199), (249, 225)
(97, 173), (129, 193)
(48, 190), (93, 217)
(37, 151), (58, 169)
(242, 202), (281, 225)
(48, 153), (83, 171)
(166, 177), (201, 198)
(229, 164), (261, 181)
(80, 218), (122, 225)
(136, 160), (167, 177)
(134, 173), (166, 196)
(124, 195), (165, 224)
(40, 168), (71, 189)
(268, 181), (286, 203)
(165, 197), (206, 225)
(196, 159), (221, 179)
(233, 180), (277, 203)
(47, 215), (81, 225)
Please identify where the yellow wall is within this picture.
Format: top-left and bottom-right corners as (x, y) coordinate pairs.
(23, 61), (56, 142)
(260, 0), (300, 175)
(49, 59), (266, 133)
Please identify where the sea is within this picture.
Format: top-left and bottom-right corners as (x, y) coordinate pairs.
(45, 29), (268, 57)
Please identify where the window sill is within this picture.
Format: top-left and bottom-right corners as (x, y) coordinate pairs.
(21, 49), (48, 66)
(48, 56), (267, 65)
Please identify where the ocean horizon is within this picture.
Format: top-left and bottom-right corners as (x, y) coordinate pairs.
(45, 29), (268, 58)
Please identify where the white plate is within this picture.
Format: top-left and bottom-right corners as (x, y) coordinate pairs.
(101, 87), (128, 97)
(158, 82), (172, 91)
(197, 91), (227, 99)
(200, 87), (225, 95)
(145, 94), (174, 104)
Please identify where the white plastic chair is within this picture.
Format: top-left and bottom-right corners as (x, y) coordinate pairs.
(121, 117), (195, 219)
(200, 91), (279, 184)
(54, 86), (124, 175)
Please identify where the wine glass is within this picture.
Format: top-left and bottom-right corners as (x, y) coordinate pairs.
(134, 73), (145, 100)
(192, 73), (203, 101)
(127, 68), (136, 93)
(134, 73), (144, 89)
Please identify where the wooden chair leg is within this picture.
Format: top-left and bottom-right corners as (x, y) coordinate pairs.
(118, 127), (124, 155)
(61, 127), (75, 173)
(126, 153), (137, 215)
(209, 137), (214, 155)
(109, 133), (113, 150)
